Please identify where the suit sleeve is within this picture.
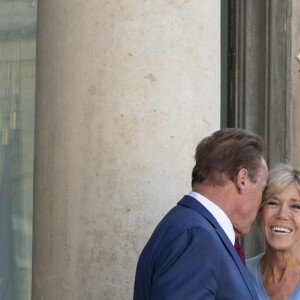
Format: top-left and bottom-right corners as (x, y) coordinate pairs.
(150, 226), (222, 300)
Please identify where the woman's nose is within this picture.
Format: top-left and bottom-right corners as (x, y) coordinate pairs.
(275, 205), (289, 220)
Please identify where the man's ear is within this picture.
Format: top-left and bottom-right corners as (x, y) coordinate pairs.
(235, 168), (248, 194)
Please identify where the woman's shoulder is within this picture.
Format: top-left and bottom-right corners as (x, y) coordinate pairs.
(246, 253), (263, 270)
(246, 253), (264, 282)
(246, 253), (269, 299)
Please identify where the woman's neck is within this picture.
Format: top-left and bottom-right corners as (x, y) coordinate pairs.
(260, 247), (300, 299)
(262, 247), (300, 278)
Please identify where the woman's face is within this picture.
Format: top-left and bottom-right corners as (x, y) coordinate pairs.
(260, 182), (300, 252)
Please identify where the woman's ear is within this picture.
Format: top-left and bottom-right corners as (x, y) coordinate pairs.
(235, 168), (248, 194)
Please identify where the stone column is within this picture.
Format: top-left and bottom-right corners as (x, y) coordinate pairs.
(32, 1), (220, 299)
(290, 0), (300, 169)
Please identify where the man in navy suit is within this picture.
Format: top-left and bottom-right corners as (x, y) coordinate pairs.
(134, 128), (268, 299)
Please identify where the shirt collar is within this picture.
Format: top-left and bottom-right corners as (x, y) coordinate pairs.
(188, 191), (235, 245)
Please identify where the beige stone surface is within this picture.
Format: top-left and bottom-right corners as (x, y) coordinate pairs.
(32, 1), (220, 299)
(290, 0), (300, 169)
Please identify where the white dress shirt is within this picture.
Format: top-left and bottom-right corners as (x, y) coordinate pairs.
(188, 191), (235, 245)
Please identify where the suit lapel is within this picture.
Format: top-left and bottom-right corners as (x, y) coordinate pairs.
(214, 227), (258, 299)
(178, 195), (258, 300)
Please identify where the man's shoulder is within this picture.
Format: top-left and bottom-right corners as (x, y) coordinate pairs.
(145, 198), (220, 254)
(157, 196), (213, 232)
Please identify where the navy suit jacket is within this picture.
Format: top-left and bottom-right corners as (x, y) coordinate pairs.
(134, 195), (259, 299)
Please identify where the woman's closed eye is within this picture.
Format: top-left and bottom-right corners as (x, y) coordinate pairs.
(291, 204), (300, 210)
(265, 199), (279, 206)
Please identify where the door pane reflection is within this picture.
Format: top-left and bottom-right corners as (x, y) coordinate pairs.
(0, 1), (37, 299)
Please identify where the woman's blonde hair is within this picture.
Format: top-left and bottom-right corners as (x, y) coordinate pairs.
(257, 163), (300, 224)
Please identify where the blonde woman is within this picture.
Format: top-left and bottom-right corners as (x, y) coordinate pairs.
(247, 163), (300, 300)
